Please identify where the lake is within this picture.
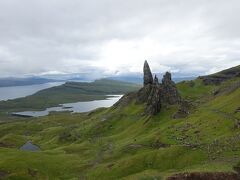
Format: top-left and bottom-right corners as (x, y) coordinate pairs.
(12, 95), (122, 117)
(0, 82), (64, 101)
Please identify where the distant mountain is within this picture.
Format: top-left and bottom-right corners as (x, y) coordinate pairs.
(39, 73), (95, 81)
(0, 73), (196, 88)
(108, 75), (196, 84)
(0, 77), (62, 87)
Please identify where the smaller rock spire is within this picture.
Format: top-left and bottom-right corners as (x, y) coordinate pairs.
(143, 60), (153, 86)
(153, 75), (159, 85)
(161, 72), (181, 105)
(162, 72), (172, 84)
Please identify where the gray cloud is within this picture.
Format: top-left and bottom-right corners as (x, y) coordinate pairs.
(0, 0), (239, 77)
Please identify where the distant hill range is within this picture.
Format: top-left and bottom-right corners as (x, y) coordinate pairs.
(0, 75), (195, 87)
(0, 78), (141, 111)
(0, 77), (61, 87)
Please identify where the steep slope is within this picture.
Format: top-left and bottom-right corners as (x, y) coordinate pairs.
(199, 65), (240, 85)
(0, 65), (239, 179)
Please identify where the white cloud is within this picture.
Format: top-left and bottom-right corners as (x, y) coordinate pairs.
(0, 0), (239, 77)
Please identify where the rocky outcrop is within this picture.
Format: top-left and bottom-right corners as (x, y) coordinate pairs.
(161, 72), (181, 105)
(145, 84), (162, 115)
(137, 84), (161, 115)
(114, 92), (137, 108)
(116, 61), (181, 115)
(199, 65), (240, 85)
(137, 61), (181, 115)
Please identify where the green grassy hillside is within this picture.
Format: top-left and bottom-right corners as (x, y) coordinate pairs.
(0, 79), (141, 113)
(0, 71), (239, 179)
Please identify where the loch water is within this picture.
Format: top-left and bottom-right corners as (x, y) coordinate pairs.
(12, 95), (122, 117)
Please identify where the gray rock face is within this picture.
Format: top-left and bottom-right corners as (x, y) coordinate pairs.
(137, 83), (161, 115)
(143, 60), (153, 86)
(146, 84), (161, 115)
(153, 75), (159, 85)
(137, 61), (181, 115)
(161, 72), (181, 105)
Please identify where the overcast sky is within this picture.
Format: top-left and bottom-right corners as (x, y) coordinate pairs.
(0, 0), (239, 78)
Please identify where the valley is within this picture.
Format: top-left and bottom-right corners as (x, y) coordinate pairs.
(0, 79), (140, 117)
(0, 63), (239, 179)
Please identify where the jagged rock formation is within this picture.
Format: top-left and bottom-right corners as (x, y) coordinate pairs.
(137, 60), (181, 115)
(116, 60), (181, 115)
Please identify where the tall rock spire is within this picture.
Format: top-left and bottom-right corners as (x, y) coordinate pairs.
(143, 60), (153, 86)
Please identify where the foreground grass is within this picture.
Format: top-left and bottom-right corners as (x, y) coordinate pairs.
(0, 78), (239, 179)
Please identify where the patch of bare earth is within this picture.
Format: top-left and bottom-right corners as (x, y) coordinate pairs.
(167, 172), (240, 180)
(0, 170), (9, 178)
(0, 142), (14, 148)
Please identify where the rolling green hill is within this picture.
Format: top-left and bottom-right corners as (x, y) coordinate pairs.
(0, 67), (239, 179)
